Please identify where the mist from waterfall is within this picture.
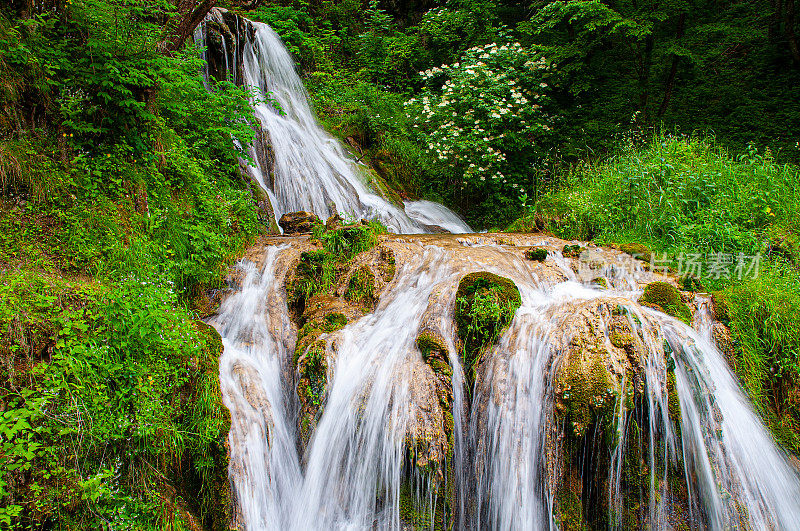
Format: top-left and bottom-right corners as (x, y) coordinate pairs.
(195, 9), (470, 234)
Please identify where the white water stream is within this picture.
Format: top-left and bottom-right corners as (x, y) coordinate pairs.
(213, 239), (800, 530)
(195, 9), (470, 234)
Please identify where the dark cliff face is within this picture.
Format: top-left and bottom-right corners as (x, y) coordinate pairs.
(201, 9), (255, 86)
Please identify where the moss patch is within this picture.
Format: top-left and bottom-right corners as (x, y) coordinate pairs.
(562, 244), (585, 258)
(416, 331), (448, 362)
(555, 351), (618, 439)
(619, 242), (651, 262)
(524, 247), (548, 261)
(711, 290), (730, 324)
(454, 272), (521, 371)
(638, 282), (692, 325)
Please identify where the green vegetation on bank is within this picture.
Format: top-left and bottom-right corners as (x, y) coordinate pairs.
(0, 0), (267, 527)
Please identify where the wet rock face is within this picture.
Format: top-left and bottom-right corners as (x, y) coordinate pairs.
(553, 300), (649, 439)
(279, 211), (320, 234)
(202, 9), (255, 85)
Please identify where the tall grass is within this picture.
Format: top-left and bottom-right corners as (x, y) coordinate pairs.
(532, 134), (800, 257)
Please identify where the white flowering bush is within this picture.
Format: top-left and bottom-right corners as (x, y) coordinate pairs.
(406, 41), (555, 221)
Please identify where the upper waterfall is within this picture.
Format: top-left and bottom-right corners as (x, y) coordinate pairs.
(194, 8), (470, 234)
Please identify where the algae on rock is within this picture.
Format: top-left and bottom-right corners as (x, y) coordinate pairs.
(454, 272), (521, 376)
(638, 281), (693, 325)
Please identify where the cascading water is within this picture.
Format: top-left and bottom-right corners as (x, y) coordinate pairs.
(191, 18), (800, 522)
(212, 234), (800, 530)
(194, 9), (470, 234)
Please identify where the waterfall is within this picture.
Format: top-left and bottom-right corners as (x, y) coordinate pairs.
(196, 12), (800, 525)
(212, 235), (800, 530)
(194, 8), (470, 234)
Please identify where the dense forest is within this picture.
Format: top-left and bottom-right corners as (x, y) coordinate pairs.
(1, 0), (799, 528)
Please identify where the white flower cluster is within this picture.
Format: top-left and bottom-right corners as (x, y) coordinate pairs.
(406, 40), (555, 192)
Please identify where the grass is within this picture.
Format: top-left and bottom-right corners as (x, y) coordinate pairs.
(517, 134), (800, 264)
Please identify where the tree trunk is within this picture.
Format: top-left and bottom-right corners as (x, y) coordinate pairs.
(159, 0), (216, 54)
(657, 13), (686, 118)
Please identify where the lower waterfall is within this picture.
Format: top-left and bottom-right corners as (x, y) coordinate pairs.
(212, 235), (800, 530)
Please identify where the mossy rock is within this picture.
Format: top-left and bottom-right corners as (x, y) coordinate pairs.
(711, 290), (730, 324)
(555, 466), (588, 531)
(619, 242), (652, 262)
(591, 277), (608, 289)
(416, 330), (448, 362)
(666, 369), (681, 425)
(524, 247), (548, 262)
(454, 272), (521, 369)
(193, 320), (224, 371)
(562, 244), (585, 258)
(379, 246), (396, 282)
(344, 266), (376, 309)
(638, 282), (692, 325)
(188, 321), (232, 530)
(556, 351), (618, 439)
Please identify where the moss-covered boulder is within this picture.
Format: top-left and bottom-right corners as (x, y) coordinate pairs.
(562, 244), (586, 258)
(524, 247), (548, 261)
(619, 242), (652, 262)
(454, 272), (521, 370)
(279, 211), (320, 234)
(293, 295), (356, 445)
(638, 282), (692, 325)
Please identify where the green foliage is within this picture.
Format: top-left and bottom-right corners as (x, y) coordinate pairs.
(0, 0), (266, 527)
(409, 41), (555, 226)
(0, 268), (231, 528)
(531, 135), (800, 263)
(288, 220), (386, 313)
(723, 265), (800, 453)
(455, 272), (521, 374)
(344, 267), (376, 307)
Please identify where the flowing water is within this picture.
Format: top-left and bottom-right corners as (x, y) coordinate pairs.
(212, 236), (800, 530)
(197, 9), (800, 530)
(194, 9), (470, 234)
